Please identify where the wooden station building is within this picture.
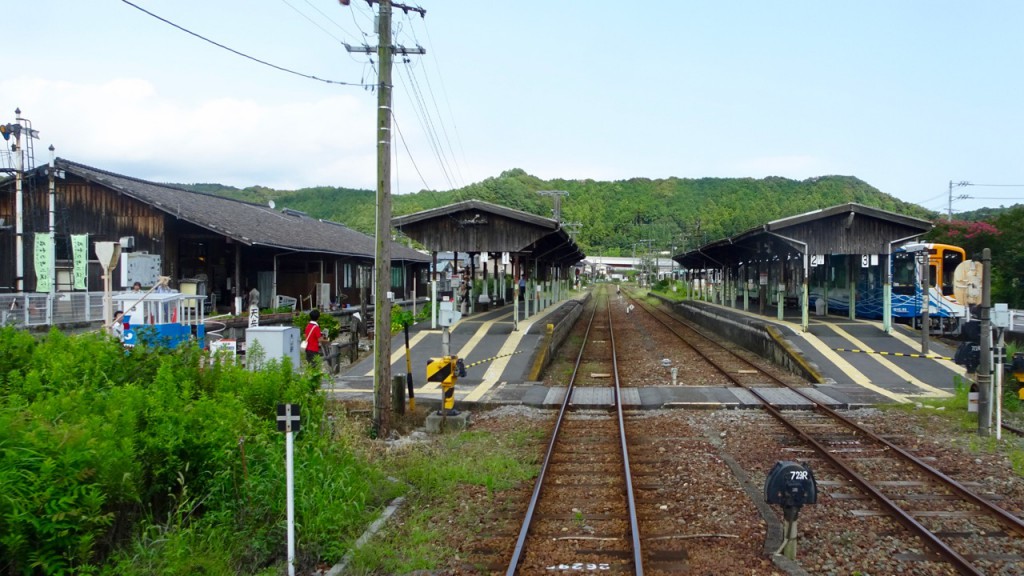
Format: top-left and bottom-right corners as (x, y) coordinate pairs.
(0, 159), (429, 314)
(673, 203), (934, 332)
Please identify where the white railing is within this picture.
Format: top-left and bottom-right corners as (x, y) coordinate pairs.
(1011, 309), (1024, 332)
(1, 292), (107, 328)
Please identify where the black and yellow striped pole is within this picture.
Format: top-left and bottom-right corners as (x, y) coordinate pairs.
(403, 322), (415, 411)
(427, 356), (463, 415)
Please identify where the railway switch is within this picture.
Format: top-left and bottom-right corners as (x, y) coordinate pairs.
(427, 355), (464, 415)
(765, 460), (817, 560)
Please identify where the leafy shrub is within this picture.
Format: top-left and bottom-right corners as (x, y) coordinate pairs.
(293, 310), (342, 341)
(391, 305), (414, 333)
(0, 326), (385, 574)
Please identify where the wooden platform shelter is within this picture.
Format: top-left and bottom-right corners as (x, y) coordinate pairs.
(673, 203), (934, 331)
(392, 199), (584, 324)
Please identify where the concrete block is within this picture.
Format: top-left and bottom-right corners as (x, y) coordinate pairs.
(425, 411), (470, 433)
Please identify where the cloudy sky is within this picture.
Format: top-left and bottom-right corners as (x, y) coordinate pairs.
(6, 1), (1024, 215)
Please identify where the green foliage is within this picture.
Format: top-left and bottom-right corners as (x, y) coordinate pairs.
(293, 310), (342, 341)
(415, 301), (431, 322)
(187, 172), (934, 257)
(345, 427), (542, 574)
(0, 327), (388, 574)
(391, 305), (414, 333)
(927, 207), (1024, 307)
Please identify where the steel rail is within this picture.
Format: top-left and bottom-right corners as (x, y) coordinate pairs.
(1003, 421), (1024, 437)
(503, 294), (598, 575)
(747, 388), (985, 576)
(609, 290), (645, 575)
(504, 288), (644, 575)
(638, 292), (1022, 574)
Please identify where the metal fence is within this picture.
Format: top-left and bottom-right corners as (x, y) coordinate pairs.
(1, 292), (107, 328)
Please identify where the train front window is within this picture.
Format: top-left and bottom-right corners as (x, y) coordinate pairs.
(942, 250), (963, 296)
(892, 252), (916, 294)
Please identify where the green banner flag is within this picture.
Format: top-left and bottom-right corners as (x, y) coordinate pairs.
(71, 234), (89, 290)
(34, 232), (54, 292)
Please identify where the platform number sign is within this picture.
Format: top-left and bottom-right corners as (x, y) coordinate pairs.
(277, 404), (301, 433)
(810, 254), (824, 267)
(861, 254), (870, 268)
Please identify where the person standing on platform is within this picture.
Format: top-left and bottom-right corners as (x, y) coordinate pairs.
(303, 309), (327, 365)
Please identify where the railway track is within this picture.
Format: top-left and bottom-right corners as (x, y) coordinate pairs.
(623, 292), (796, 387)
(505, 288), (646, 574)
(635, 292), (1024, 574)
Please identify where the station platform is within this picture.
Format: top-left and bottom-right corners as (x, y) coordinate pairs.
(325, 291), (969, 412)
(325, 296), (579, 406)
(674, 298), (967, 407)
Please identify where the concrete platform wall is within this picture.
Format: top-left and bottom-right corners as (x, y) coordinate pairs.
(525, 292), (592, 380)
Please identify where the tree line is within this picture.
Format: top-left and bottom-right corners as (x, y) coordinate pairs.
(179, 170), (1022, 306)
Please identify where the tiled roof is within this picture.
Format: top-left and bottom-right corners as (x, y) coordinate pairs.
(57, 159), (428, 262)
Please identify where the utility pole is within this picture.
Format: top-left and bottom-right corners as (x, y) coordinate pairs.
(948, 180), (971, 221)
(537, 190), (568, 222)
(344, 1), (425, 438)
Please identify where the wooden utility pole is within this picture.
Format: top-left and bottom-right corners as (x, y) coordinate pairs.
(537, 189), (568, 222)
(372, 0), (394, 438)
(345, 0), (425, 438)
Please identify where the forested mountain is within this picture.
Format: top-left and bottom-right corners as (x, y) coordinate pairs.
(177, 169), (935, 256)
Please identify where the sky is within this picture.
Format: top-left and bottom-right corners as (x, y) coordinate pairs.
(6, 0), (1024, 217)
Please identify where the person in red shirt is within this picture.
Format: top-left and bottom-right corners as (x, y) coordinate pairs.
(304, 309), (328, 364)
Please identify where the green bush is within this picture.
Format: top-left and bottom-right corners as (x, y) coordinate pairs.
(391, 305), (414, 333)
(0, 325), (388, 574)
(293, 311), (342, 341)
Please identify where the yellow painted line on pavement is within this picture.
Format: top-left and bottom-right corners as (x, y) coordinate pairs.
(886, 326), (965, 374)
(790, 329), (911, 403)
(418, 311), (512, 393)
(363, 329), (431, 377)
(456, 310), (512, 360)
(824, 324), (950, 398)
(464, 329), (529, 402)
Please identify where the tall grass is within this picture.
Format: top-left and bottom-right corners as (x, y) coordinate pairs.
(0, 326), (393, 575)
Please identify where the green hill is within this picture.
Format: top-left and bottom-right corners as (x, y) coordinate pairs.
(177, 170), (936, 256)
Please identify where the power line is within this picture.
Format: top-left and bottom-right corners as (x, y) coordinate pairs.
(278, 0), (348, 44)
(402, 17), (464, 187)
(119, 0), (370, 87)
(963, 196), (1024, 200)
(393, 113), (432, 191)
(968, 183), (1024, 187)
(399, 63), (456, 189)
(421, 20), (468, 185)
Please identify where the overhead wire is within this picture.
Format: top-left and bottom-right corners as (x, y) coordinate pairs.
(419, 17), (469, 184)
(399, 62), (456, 190)
(393, 114), (432, 192)
(119, 0), (370, 87)
(278, 0), (347, 44)
(398, 12), (465, 187)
